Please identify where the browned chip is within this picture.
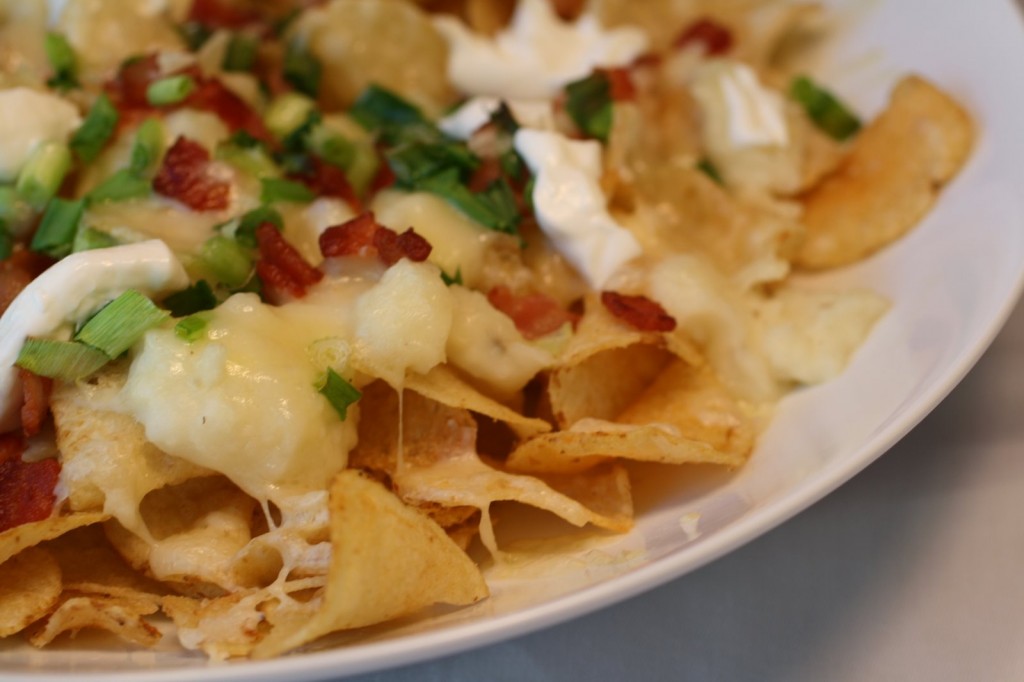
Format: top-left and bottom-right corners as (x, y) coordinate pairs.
(45, 525), (166, 600)
(253, 470), (488, 658)
(27, 592), (161, 648)
(0, 512), (108, 565)
(162, 591), (272, 659)
(0, 547), (62, 638)
(797, 75), (974, 269)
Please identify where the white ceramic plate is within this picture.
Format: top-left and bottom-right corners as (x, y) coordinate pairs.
(4, 0), (1024, 679)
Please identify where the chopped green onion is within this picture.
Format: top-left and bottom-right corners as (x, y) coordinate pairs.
(146, 75), (196, 107)
(260, 178), (315, 204)
(72, 227), (117, 253)
(272, 9), (301, 37)
(45, 33), (78, 91)
(0, 223), (12, 261)
(70, 93), (119, 163)
(235, 206), (283, 248)
(163, 280), (217, 317)
(86, 169), (151, 204)
(75, 289), (169, 358)
(316, 368), (361, 421)
(308, 126), (355, 170)
(15, 338), (110, 382)
(265, 92), (317, 141)
(215, 139), (279, 179)
(350, 85), (430, 131)
(790, 76), (861, 141)
(201, 235), (253, 288)
(344, 142), (381, 196)
(386, 141), (479, 188)
(130, 118), (165, 176)
(0, 186), (34, 235)
(178, 21), (213, 51)
(696, 158), (723, 185)
(440, 267), (463, 287)
(283, 40), (322, 98)
(223, 34), (258, 72)
(30, 198), (84, 258)
(174, 314), (209, 342)
(565, 71), (613, 143)
(16, 141), (71, 210)
(417, 169), (520, 235)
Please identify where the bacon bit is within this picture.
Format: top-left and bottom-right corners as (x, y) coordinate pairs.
(673, 18), (734, 55)
(632, 52), (664, 69)
(468, 157), (504, 193)
(294, 157), (362, 212)
(256, 223), (323, 300)
(153, 136), (231, 211)
(0, 250), (53, 317)
(187, 0), (259, 28)
(0, 433), (60, 533)
(601, 291), (677, 332)
(601, 67), (637, 102)
(373, 227), (432, 266)
(187, 78), (273, 144)
(319, 212), (380, 259)
(368, 154), (396, 195)
(106, 54), (162, 111)
(20, 369), (52, 439)
(488, 286), (580, 340)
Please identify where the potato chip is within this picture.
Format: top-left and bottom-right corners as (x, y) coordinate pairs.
(797, 75), (974, 269)
(0, 546), (61, 638)
(0, 512), (107, 565)
(162, 591), (272, 659)
(253, 470), (488, 658)
(27, 592), (161, 648)
(289, 0), (455, 113)
(44, 525), (166, 599)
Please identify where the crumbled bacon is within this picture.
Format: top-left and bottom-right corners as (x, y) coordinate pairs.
(0, 433), (60, 533)
(487, 286), (580, 340)
(319, 213), (432, 266)
(319, 213), (380, 259)
(601, 291), (677, 332)
(255, 224), (323, 300)
(20, 369), (52, 440)
(601, 67), (637, 102)
(293, 157), (362, 212)
(153, 136), (231, 211)
(106, 54), (162, 111)
(368, 155), (396, 195)
(0, 250), (53, 317)
(187, 78), (272, 143)
(373, 227), (432, 266)
(468, 157), (504, 193)
(187, 0), (259, 28)
(673, 18), (734, 55)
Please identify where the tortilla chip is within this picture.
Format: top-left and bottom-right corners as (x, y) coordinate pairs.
(797, 75), (974, 269)
(253, 470), (488, 658)
(405, 364), (552, 438)
(0, 512), (108, 565)
(0, 547), (62, 638)
(27, 592), (161, 648)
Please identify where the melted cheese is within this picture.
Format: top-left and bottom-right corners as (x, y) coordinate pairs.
(0, 87), (80, 181)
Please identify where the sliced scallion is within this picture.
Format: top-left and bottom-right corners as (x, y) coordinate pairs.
(265, 92), (317, 141)
(30, 197), (84, 258)
(174, 314), (209, 342)
(350, 85), (430, 132)
(283, 41), (322, 98)
(70, 93), (119, 163)
(386, 141), (478, 188)
(215, 139), (279, 179)
(0, 223), (12, 261)
(440, 267), (463, 287)
(163, 279), (217, 317)
(235, 206), (283, 248)
(130, 118), (165, 176)
(178, 22), (213, 51)
(790, 76), (861, 141)
(417, 169), (519, 236)
(86, 169), (151, 204)
(16, 141), (71, 210)
(0, 186), (34, 236)
(15, 338), (110, 382)
(565, 71), (613, 143)
(223, 34), (258, 72)
(316, 368), (361, 421)
(146, 75), (196, 107)
(72, 227), (117, 253)
(696, 158), (723, 185)
(45, 33), (78, 91)
(74, 289), (169, 358)
(201, 236), (253, 288)
(260, 178), (315, 204)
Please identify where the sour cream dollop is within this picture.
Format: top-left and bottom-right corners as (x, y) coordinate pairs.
(0, 240), (189, 430)
(433, 0), (648, 99)
(514, 129), (642, 289)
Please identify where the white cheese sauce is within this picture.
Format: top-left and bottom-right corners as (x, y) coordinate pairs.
(438, 96), (556, 140)
(433, 0), (647, 100)
(0, 240), (189, 430)
(514, 129), (642, 289)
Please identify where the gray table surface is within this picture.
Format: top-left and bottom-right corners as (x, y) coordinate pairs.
(339, 289), (1024, 681)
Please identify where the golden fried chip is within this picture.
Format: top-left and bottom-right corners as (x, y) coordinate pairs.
(254, 470), (488, 658)
(289, 0), (454, 112)
(405, 364), (551, 438)
(45, 525), (166, 599)
(27, 593), (161, 648)
(797, 75), (974, 269)
(0, 512), (108, 565)
(0, 547), (61, 638)
(162, 591), (272, 659)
